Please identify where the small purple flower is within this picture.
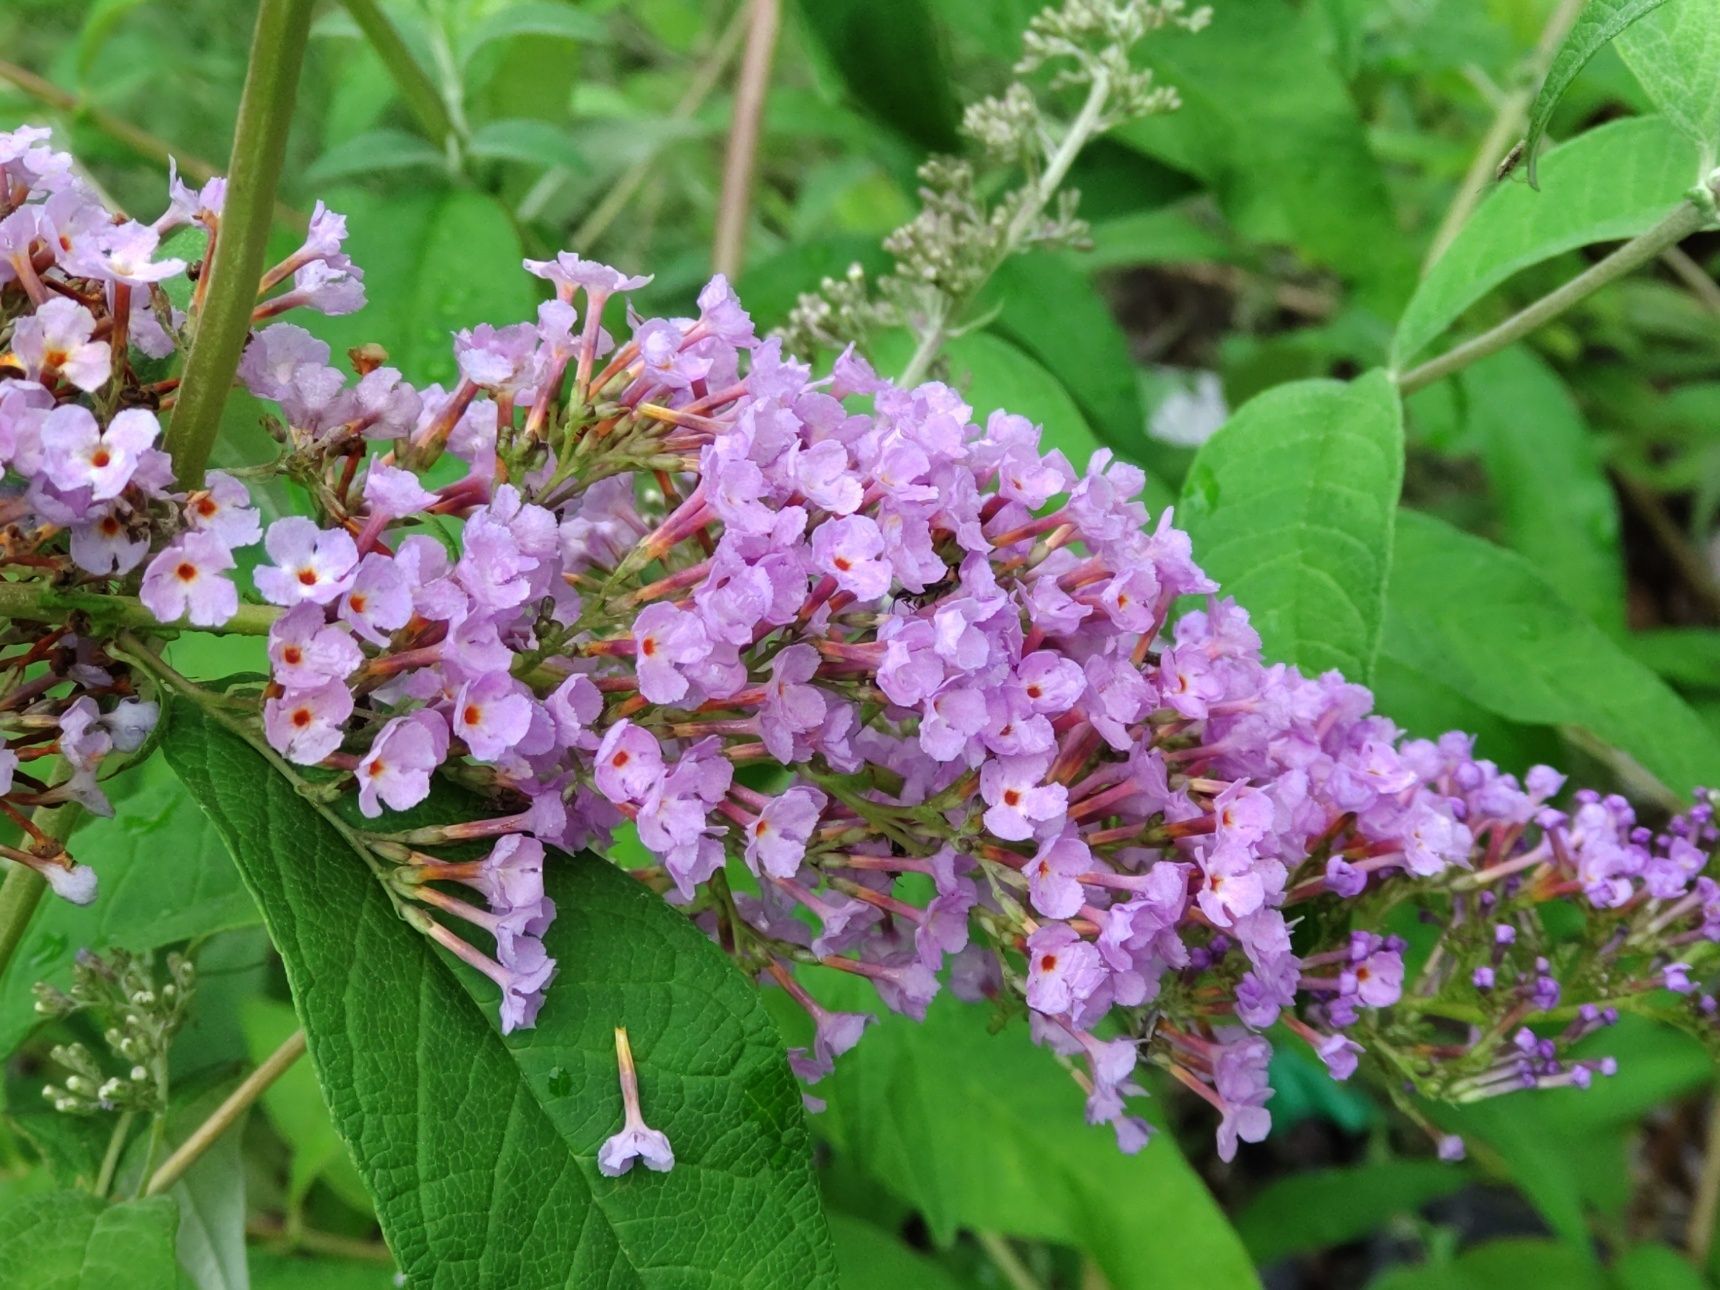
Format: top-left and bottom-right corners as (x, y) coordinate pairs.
(12, 297), (109, 391)
(597, 1027), (674, 1177)
(263, 680), (354, 764)
(744, 786), (827, 879)
(339, 553), (413, 645)
(140, 531), (239, 627)
(40, 406), (159, 500)
(453, 672), (534, 762)
(1027, 830), (1090, 919)
(185, 471), (262, 548)
(356, 711), (448, 817)
(594, 721), (664, 803)
(268, 602), (362, 687)
(812, 515), (892, 600)
(632, 602), (712, 705)
(980, 753), (1067, 842)
(255, 517), (359, 606)
(1024, 924), (1105, 1016)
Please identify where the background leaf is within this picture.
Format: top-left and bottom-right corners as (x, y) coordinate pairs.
(815, 981), (1257, 1290)
(1178, 370), (1405, 681)
(162, 698), (836, 1288)
(1615, 0), (1720, 154)
(1462, 346), (1625, 631)
(794, 0), (960, 153)
(1397, 115), (1700, 364)
(0, 1190), (180, 1289)
(1235, 1160), (1471, 1265)
(0, 759), (260, 1056)
(1384, 510), (1720, 793)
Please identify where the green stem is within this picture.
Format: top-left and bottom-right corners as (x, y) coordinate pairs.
(94, 1110), (136, 1199)
(340, 0), (457, 151)
(146, 1029), (306, 1196)
(0, 804), (84, 986)
(165, 0), (314, 488)
(897, 65), (1112, 388)
(1398, 198), (1713, 395)
(0, 582), (279, 636)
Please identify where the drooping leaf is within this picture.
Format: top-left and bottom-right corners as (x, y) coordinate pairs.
(1624, 628), (1720, 691)
(162, 698), (836, 1288)
(1234, 1161), (1471, 1265)
(1612, 1243), (1711, 1290)
(1371, 1239), (1606, 1290)
(1616, 0), (1720, 151)
(815, 981), (1256, 1290)
(1397, 115), (1700, 365)
(304, 188), (538, 388)
(1178, 370), (1405, 682)
(1083, 203), (1238, 271)
(1461, 347), (1624, 631)
(169, 1092), (250, 1290)
(0, 758), (260, 1056)
(1522, 0), (1672, 186)
(0, 1190), (180, 1290)
(250, 1252), (397, 1289)
(1384, 510), (1720, 794)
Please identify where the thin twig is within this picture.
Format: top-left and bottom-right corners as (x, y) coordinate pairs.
(1613, 470), (1720, 622)
(567, 4), (750, 248)
(974, 1231), (1042, 1290)
(341, 0), (457, 152)
(1690, 1096), (1720, 1264)
(711, 0), (781, 277)
(1662, 245), (1720, 316)
(1398, 199), (1712, 395)
(146, 1029), (307, 1196)
(246, 1218), (394, 1263)
(1421, 0), (1586, 272)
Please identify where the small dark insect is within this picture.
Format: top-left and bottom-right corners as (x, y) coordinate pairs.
(895, 574), (956, 611)
(1495, 139), (1526, 182)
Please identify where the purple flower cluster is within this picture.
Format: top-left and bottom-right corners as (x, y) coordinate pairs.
(4, 126), (1716, 1163)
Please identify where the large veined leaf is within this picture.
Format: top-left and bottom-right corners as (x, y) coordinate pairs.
(794, 0), (960, 153)
(163, 699), (836, 1288)
(1616, 0), (1720, 153)
(1384, 510), (1720, 795)
(814, 982), (1257, 1290)
(0, 1190), (180, 1289)
(0, 759), (260, 1055)
(1397, 115), (1700, 365)
(1462, 347), (1624, 631)
(305, 188), (539, 389)
(1522, 0), (1672, 186)
(1178, 370), (1404, 683)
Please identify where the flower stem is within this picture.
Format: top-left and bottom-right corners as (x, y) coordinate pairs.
(145, 1028), (307, 1196)
(0, 804), (83, 986)
(165, 0), (314, 488)
(340, 0), (457, 152)
(897, 66), (1113, 388)
(1398, 198), (1714, 395)
(710, 0), (782, 277)
(0, 582), (280, 637)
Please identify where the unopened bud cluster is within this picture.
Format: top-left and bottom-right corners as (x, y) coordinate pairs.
(35, 949), (193, 1115)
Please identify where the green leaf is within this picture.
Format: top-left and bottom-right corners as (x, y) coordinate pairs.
(984, 253), (1144, 458)
(1178, 370), (1405, 682)
(794, 0), (960, 153)
(1371, 1239), (1606, 1290)
(457, 0), (610, 68)
(1616, 0), (1720, 154)
(0, 1190), (180, 1290)
(1084, 203), (1238, 271)
(169, 1094), (249, 1290)
(1397, 115), (1700, 365)
(249, 1251), (396, 1289)
(827, 1214), (972, 1290)
(1384, 510), (1720, 794)
(161, 698), (836, 1287)
(0, 759), (259, 1056)
(304, 188), (538, 388)
(1624, 628), (1720, 691)
(303, 129), (445, 184)
(1523, 0), (1672, 186)
(1462, 347), (1624, 631)
(1611, 1243), (1711, 1290)
(816, 982), (1256, 1290)
(1116, 0), (1413, 303)
(1235, 1161), (1470, 1265)
(940, 332), (1102, 477)
(466, 118), (586, 171)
